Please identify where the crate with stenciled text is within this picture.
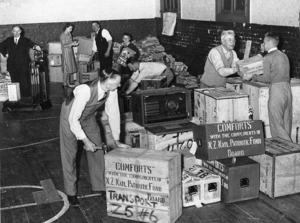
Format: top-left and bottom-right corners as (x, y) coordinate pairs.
(202, 157), (260, 203)
(182, 165), (221, 207)
(193, 120), (265, 161)
(194, 87), (249, 124)
(250, 137), (300, 198)
(105, 148), (182, 223)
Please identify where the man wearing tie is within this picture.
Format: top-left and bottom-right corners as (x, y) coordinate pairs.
(0, 25), (41, 97)
(59, 68), (129, 206)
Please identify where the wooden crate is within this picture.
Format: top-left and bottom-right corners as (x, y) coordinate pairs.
(7, 83), (21, 101)
(202, 157), (260, 203)
(250, 137), (300, 198)
(0, 83), (8, 102)
(105, 148), (182, 223)
(79, 70), (99, 83)
(193, 120), (265, 160)
(47, 42), (62, 54)
(48, 66), (63, 83)
(48, 54), (62, 67)
(194, 87), (249, 124)
(140, 76), (167, 90)
(243, 79), (300, 142)
(183, 165), (221, 206)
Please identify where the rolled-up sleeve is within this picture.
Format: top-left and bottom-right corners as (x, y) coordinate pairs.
(105, 89), (120, 140)
(68, 85), (91, 140)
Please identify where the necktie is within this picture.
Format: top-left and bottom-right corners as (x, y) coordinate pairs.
(98, 92), (107, 102)
(14, 38), (18, 45)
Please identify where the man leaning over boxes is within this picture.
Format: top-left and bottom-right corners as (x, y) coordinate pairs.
(123, 60), (174, 94)
(200, 30), (240, 88)
(243, 32), (292, 141)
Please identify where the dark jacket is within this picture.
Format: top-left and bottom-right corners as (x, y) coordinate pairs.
(0, 36), (35, 71)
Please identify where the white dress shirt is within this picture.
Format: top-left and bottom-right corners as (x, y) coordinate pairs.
(68, 81), (120, 141)
(92, 29), (113, 52)
(14, 36), (20, 44)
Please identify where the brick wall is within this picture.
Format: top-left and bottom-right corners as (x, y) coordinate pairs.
(156, 18), (300, 78)
(0, 19), (156, 50)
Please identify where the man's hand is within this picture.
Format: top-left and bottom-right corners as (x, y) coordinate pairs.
(72, 41), (79, 47)
(104, 51), (110, 58)
(82, 138), (96, 152)
(115, 140), (130, 149)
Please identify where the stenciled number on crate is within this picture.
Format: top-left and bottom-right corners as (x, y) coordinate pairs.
(168, 138), (194, 152)
(110, 203), (159, 223)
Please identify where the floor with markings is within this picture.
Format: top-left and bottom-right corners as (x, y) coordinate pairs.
(1, 83), (300, 223)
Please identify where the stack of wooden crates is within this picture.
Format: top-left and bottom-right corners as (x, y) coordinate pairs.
(193, 87), (265, 203)
(47, 42), (63, 83)
(226, 78), (300, 199)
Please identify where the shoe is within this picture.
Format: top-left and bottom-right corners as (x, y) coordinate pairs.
(67, 195), (80, 206)
(91, 190), (106, 201)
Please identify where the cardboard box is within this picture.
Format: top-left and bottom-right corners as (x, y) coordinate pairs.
(193, 120), (265, 160)
(202, 157), (260, 203)
(79, 70), (99, 83)
(93, 61), (100, 70)
(7, 83), (21, 101)
(105, 148), (182, 223)
(140, 76), (167, 90)
(0, 83), (8, 102)
(47, 42), (62, 54)
(250, 137), (300, 198)
(49, 66), (63, 83)
(175, 148), (196, 170)
(194, 88), (249, 124)
(183, 165), (221, 207)
(77, 37), (93, 56)
(236, 55), (263, 76)
(243, 79), (300, 142)
(77, 54), (91, 62)
(48, 54), (62, 67)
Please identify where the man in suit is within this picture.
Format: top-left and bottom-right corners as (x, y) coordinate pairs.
(90, 21), (113, 72)
(243, 32), (292, 141)
(0, 25), (41, 97)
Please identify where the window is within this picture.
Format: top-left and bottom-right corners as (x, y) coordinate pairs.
(216, 0), (249, 23)
(161, 0), (181, 19)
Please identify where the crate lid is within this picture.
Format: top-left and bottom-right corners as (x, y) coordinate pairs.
(243, 80), (269, 88)
(265, 137), (300, 155)
(106, 148), (179, 161)
(195, 87), (248, 99)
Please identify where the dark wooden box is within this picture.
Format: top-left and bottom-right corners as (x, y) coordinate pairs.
(193, 120), (265, 160)
(140, 76), (167, 90)
(202, 157), (260, 203)
(131, 87), (192, 127)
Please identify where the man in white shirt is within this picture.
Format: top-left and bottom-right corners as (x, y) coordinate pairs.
(200, 30), (240, 88)
(60, 68), (128, 206)
(124, 61), (174, 94)
(91, 21), (113, 72)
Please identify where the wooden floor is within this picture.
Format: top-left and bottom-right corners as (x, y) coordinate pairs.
(1, 83), (300, 223)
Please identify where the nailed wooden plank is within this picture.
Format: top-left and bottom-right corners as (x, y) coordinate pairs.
(32, 191), (48, 205)
(40, 179), (61, 203)
(243, 40), (252, 60)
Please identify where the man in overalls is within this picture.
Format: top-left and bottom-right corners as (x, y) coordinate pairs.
(60, 68), (128, 206)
